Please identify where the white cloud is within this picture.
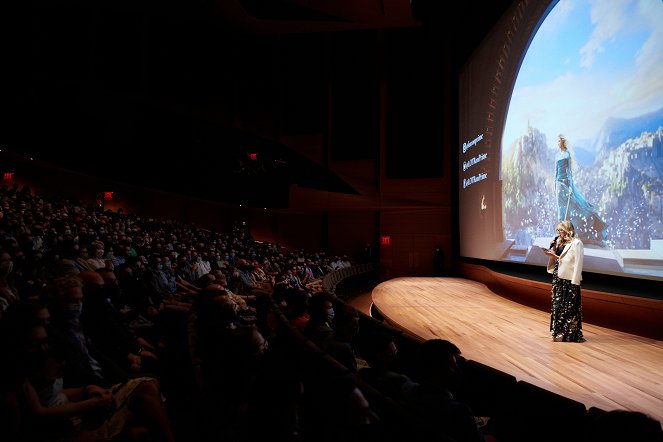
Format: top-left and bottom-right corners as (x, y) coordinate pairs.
(579, 0), (631, 68)
(503, 0), (663, 154)
(617, 0), (663, 117)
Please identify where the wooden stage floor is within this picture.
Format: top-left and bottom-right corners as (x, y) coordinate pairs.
(371, 277), (663, 423)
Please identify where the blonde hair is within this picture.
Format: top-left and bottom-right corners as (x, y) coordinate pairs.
(557, 220), (576, 243)
(52, 275), (83, 298)
(558, 134), (568, 151)
(558, 134), (576, 174)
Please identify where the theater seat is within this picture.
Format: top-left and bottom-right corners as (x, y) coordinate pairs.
(507, 380), (587, 442)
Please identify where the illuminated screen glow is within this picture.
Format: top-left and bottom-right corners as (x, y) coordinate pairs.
(458, 0), (663, 282)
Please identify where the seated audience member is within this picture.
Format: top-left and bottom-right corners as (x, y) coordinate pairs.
(201, 277), (257, 327)
(46, 275), (128, 388)
(584, 410), (663, 442)
(296, 265), (311, 288)
(358, 331), (418, 400)
(174, 255), (196, 284)
(78, 271), (159, 375)
(116, 257), (156, 319)
(113, 263), (161, 338)
(190, 255), (211, 280)
(234, 259), (268, 294)
(272, 273), (290, 296)
(242, 325), (303, 442)
(194, 285), (242, 376)
(21, 322), (176, 442)
(404, 339), (490, 442)
(285, 266), (305, 291)
(115, 256), (184, 325)
(299, 369), (381, 442)
(0, 299), (51, 440)
(323, 304), (362, 372)
(146, 254), (186, 312)
(303, 292), (336, 348)
(58, 245), (83, 277)
(195, 291), (269, 432)
(86, 241), (108, 270)
(250, 261), (269, 285)
(282, 288), (310, 332)
(211, 270), (257, 311)
(1, 298), (175, 442)
(95, 268), (126, 313)
(73, 246), (97, 273)
(0, 298), (51, 395)
(109, 244), (130, 269)
(100, 266), (162, 343)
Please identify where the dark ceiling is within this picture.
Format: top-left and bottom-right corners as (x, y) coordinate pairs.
(0, 0), (514, 208)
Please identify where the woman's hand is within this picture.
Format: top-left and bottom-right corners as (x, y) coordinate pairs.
(141, 349), (158, 360)
(87, 389), (114, 411)
(136, 336), (156, 351)
(85, 385), (109, 398)
(127, 353), (142, 371)
(543, 249), (558, 259)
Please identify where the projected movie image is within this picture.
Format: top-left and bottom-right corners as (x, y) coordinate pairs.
(459, 0), (663, 280)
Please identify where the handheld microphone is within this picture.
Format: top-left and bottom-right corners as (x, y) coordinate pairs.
(549, 235), (559, 249)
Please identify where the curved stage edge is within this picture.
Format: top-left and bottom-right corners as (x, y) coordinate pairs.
(458, 263), (663, 341)
(370, 271), (663, 423)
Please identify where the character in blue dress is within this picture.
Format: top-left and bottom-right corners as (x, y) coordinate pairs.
(555, 135), (608, 246)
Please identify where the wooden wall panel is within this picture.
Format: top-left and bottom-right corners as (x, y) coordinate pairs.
(327, 211), (378, 261)
(273, 211), (325, 253)
(380, 207), (450, 233)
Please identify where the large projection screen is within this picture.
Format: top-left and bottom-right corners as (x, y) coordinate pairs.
(458, 0), (663, 285)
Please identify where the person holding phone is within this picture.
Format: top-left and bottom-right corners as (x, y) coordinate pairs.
(543, 220), (585, 342)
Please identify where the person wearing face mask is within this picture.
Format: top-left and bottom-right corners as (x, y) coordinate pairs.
(97, 226), (108, 241)
(143, 255), (168, 299)
(144, 255), (189, 314)
(96, 268), (128, 314)
(191, 254), (211, 280)
(322, 304), (362, 373)
(46, 275), (128, 388)
(303, 292), (336, 348)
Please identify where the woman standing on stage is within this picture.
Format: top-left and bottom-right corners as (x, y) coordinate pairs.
(544, 220), (585, 342)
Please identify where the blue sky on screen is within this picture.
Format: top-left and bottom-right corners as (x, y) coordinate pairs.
(502, 0), (663, 154)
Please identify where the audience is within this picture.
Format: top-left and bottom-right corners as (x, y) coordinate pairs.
(584, 410), (663, 442)
(0, 182), (654, 442)
(1, 298), (175, 442)
(22, 326), (174, 442)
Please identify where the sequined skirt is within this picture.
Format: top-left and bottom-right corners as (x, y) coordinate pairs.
(550, 262), (584, 342)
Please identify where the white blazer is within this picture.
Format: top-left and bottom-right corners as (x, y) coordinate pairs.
(547, 237), (584, 286)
